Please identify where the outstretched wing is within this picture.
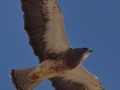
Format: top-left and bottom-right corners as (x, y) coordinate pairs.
(20, 0), (71, 62)
(50, 65), (104, 90)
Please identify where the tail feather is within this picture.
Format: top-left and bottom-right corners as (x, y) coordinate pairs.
(10, 66), (43, 90)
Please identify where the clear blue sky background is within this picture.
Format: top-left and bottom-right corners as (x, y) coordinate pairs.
(0, 0), (120, 90)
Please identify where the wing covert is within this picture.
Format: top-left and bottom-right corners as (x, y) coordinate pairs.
(20, 0), (71, 62)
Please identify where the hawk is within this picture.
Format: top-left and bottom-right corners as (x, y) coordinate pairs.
(10, 0), (105, 90)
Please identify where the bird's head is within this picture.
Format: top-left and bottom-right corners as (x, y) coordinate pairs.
(74, 48), (92, 63)
(65, 48), (92, 69)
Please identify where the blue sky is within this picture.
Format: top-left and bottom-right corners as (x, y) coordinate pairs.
(0, 0), (120, 90)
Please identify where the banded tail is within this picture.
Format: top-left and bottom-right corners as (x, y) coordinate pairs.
(10, 66), (43, 90)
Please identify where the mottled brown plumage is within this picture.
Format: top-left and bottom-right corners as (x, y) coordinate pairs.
(10, 66), (42, 90)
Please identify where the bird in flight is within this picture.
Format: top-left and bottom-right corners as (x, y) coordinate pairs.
(10, 0), (105, 90)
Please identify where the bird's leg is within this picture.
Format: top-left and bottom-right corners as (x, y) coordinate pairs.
(31, 71), (41, 80)
(26, 65), (42, 80)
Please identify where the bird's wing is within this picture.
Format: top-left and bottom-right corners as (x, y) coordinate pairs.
(20, 0), (71, 62)
(49, 65), (104, 90)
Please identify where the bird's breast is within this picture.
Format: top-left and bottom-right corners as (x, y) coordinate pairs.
(38, 59), (71, 78)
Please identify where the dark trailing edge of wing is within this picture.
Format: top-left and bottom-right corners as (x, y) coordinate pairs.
(20, 0), (48, 62)
(49, 77), (86, 90)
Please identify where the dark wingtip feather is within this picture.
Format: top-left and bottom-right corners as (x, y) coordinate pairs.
(9, 69), (21, 90)
(10, 69), (16, 83)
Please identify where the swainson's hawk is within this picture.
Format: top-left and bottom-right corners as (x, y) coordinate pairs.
(10, 0), (104, 90)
